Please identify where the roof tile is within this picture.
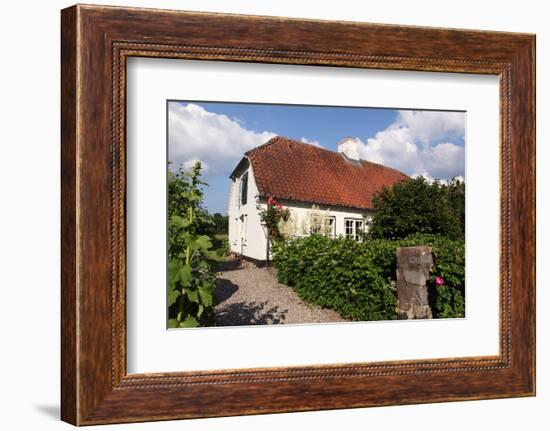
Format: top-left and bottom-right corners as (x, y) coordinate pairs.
(246, 136), (408, 210)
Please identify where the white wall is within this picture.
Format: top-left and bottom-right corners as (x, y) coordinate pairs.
(274, 199), (370, 239)
(0, 1), (547, 430)
(230, 179), (371, 260)
(228, 162), (269, 260)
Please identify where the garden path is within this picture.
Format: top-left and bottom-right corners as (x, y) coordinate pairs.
(214, 258), (346, 326)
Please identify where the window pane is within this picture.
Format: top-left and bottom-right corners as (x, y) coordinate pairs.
(240, 172), (248, 205)
(327, 217), (335, 237)
(355, 220), (363, 241)
(345, 219), (353, 237)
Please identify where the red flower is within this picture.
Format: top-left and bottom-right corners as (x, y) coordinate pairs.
(268, 196), (276, 206)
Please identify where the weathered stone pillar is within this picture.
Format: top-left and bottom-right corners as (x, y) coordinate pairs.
(396, 246), (433, 319)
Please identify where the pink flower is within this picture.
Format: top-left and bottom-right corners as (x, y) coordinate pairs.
(268, 196), (276, 206)
(435, 276), (445, 286)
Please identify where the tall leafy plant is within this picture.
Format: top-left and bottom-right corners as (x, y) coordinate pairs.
(167, 162), (216, 328)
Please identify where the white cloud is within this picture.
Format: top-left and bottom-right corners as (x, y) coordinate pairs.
(421, 142), (465, 180)
(168, 103), (276, 175)
(396, 110), (465, 146)
(169, 104), (464, 183)
(357, 110), (465, 181)
(180, 158), (210, 173)
(300, 137), (321, 147)
(412, 172), (466, 185)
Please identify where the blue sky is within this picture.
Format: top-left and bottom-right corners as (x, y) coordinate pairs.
(168, 101), (465, 214)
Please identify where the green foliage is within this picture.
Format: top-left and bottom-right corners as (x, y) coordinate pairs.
(200, 213), (229, 237)
(214, 236), (230, 258)
(272, 233), (465, 321)
(211, 213), (229, 235)
(168, 163), (214, 242)
(445, 178), (466, 231)
(207, 234), (230, 261)
(257, 196), (290, 242)
(167, 162), (216, 328)
(368, 177), (465, 241)
(272, 235), (396, 321)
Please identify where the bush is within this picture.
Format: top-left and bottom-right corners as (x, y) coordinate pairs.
(404, 234), (465, 318)
(272, 234), (464, 321)
(214, 235), (230, 258)
(368, 177), (465, 241)
(273, 235), (395, 321)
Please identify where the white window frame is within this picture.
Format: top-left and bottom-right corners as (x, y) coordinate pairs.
(310, 215), (336, 237)
(345, 218), (364, 241)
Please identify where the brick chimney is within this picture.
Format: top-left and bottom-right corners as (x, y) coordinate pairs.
(337, 137), (361, 161)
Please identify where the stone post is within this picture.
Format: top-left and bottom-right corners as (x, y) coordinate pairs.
(396, 246), (433, 319)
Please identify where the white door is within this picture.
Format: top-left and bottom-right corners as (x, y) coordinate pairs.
(239, 214), (247, 255)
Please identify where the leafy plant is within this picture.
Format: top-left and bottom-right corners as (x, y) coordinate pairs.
(167, 162), (216, 328)
(272, 233), (465, 321)
(210, 234), (230, 258)
(272, 235), (396, 321)
(257, 196), (290, 242)
(211, 212), (229, 235)
(368, 177), (465, 241)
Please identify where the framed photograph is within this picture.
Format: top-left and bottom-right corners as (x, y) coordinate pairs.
(61, 4), (535, 425)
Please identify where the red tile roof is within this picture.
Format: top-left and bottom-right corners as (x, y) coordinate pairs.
(244, 136), (408, 210)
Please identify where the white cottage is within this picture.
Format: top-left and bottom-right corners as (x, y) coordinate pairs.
(228, 136), (408, 262)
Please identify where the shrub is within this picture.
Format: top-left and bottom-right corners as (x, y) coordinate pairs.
(272, 235), (396, 321)
(214, 236), (230, 258)
(368, 177), (465, 241)
(257, 196), (290, 241)
(272, 234), (464, 321)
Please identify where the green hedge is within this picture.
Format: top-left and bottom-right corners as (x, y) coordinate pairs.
(272, 234), (464, 321)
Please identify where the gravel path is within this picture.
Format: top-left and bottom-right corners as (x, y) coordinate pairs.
(214, 258), (346, 326)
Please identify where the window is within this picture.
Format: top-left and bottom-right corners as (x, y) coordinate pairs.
(240, 172), (248, 206)
(345, 218), (364, 241)
(345, 219), (353, 237)
(311, 215), (336, 237)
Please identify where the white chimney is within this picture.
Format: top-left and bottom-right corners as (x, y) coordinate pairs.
(337, 137), (361, 161)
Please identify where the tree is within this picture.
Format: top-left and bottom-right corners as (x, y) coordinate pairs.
(367, 177), (465, 241)
(211, 212), (229, 235)
(445, 177), (465, 231)
(167, 162), (216, 328)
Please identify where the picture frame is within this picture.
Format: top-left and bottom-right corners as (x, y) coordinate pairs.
(60, 4), (535, 425)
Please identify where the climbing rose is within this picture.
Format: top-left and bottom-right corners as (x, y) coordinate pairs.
(435, 276), (445, 285)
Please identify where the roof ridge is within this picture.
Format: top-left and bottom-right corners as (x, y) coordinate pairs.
(246, 135), (330, 159)
(249, 135), (337, 157)
(359, 158), (408, 177)
(248, 135), (408, 177)
(245, 135), (281, 156)
(244, 135), (408, 210)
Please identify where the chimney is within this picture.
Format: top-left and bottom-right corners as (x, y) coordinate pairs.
(337, 137), (361, 161)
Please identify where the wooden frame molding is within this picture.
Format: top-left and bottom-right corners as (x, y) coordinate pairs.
(61, 4), (535, 425)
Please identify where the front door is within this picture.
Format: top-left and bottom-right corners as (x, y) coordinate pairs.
(238, 214), (247, 255)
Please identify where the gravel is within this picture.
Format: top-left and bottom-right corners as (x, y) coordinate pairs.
(214, 258), (346, 326)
